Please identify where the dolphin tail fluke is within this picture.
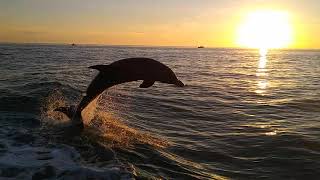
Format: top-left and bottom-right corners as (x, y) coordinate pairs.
(139, 80), (155, 88)
(54, 105), (77, 119)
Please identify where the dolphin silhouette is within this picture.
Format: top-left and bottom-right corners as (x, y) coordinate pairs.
(55, 58), (184, 129)
(76, 58), (184, 114)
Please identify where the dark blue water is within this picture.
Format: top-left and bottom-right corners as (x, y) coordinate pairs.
(0, 44), (319, 179)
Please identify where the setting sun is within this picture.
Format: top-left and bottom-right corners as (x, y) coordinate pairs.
(237, 10), (293, 50)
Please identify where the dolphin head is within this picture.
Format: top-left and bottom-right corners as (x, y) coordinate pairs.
(160, 70), (184, 87)
(160, 77), (184, 87)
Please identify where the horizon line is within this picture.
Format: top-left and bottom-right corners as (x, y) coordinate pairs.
(0, 41), (319, 50)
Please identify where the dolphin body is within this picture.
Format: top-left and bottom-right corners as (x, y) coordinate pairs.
(55, 58), (184, 131)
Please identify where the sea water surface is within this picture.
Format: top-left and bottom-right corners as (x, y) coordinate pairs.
(0, 44), (319, 179)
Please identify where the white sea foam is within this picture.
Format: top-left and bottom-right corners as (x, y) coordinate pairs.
(0, 142), (134, 179)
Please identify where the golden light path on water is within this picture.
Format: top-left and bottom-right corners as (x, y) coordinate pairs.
(255, 48), (268, 94)
(253, 48), (278, 136)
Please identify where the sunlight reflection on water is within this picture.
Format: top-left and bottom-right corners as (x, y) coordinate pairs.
(1, 44), (319, 179)
(256, 48), (269, 94)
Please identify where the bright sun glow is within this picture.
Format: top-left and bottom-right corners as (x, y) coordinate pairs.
(237, 10), (293, 50)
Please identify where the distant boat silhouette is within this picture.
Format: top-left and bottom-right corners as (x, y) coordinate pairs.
(0, 52), (11, 55)
(198, 46), (204, 48)
(71, 43), (76, 46)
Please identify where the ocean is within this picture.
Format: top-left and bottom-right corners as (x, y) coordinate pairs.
(0, 44), (319, 179)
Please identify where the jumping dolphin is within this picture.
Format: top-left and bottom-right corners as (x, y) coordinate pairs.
(55, 58), (184, 130)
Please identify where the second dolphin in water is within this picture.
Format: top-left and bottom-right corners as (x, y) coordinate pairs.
(56, 58), (184, 130)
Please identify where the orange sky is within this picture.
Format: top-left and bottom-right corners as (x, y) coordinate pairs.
(0, 0), (319, 49)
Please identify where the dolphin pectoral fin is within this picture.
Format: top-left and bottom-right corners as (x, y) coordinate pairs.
(139, 80), (155, 88)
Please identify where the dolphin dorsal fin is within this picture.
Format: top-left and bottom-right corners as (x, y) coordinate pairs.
(139, 80), (155, 88)
(88, 65), (111, 72)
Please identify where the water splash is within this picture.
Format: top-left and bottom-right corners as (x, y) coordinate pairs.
(85, 111), (169, 148)
(41, 89), (169, 148)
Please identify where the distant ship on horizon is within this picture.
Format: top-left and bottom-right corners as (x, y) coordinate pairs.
(198, 46), (205, 48)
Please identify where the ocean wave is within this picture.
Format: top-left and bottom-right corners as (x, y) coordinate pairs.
(1, 45), (319, 179)
(0, 140), (133, 179)
(0, 94), (37, 113)
(280, 98), (320, 112)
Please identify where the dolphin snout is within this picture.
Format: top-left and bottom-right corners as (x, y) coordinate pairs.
(175, 80), (184, 87)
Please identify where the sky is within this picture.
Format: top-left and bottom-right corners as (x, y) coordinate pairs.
(0, 0), (319, 48)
